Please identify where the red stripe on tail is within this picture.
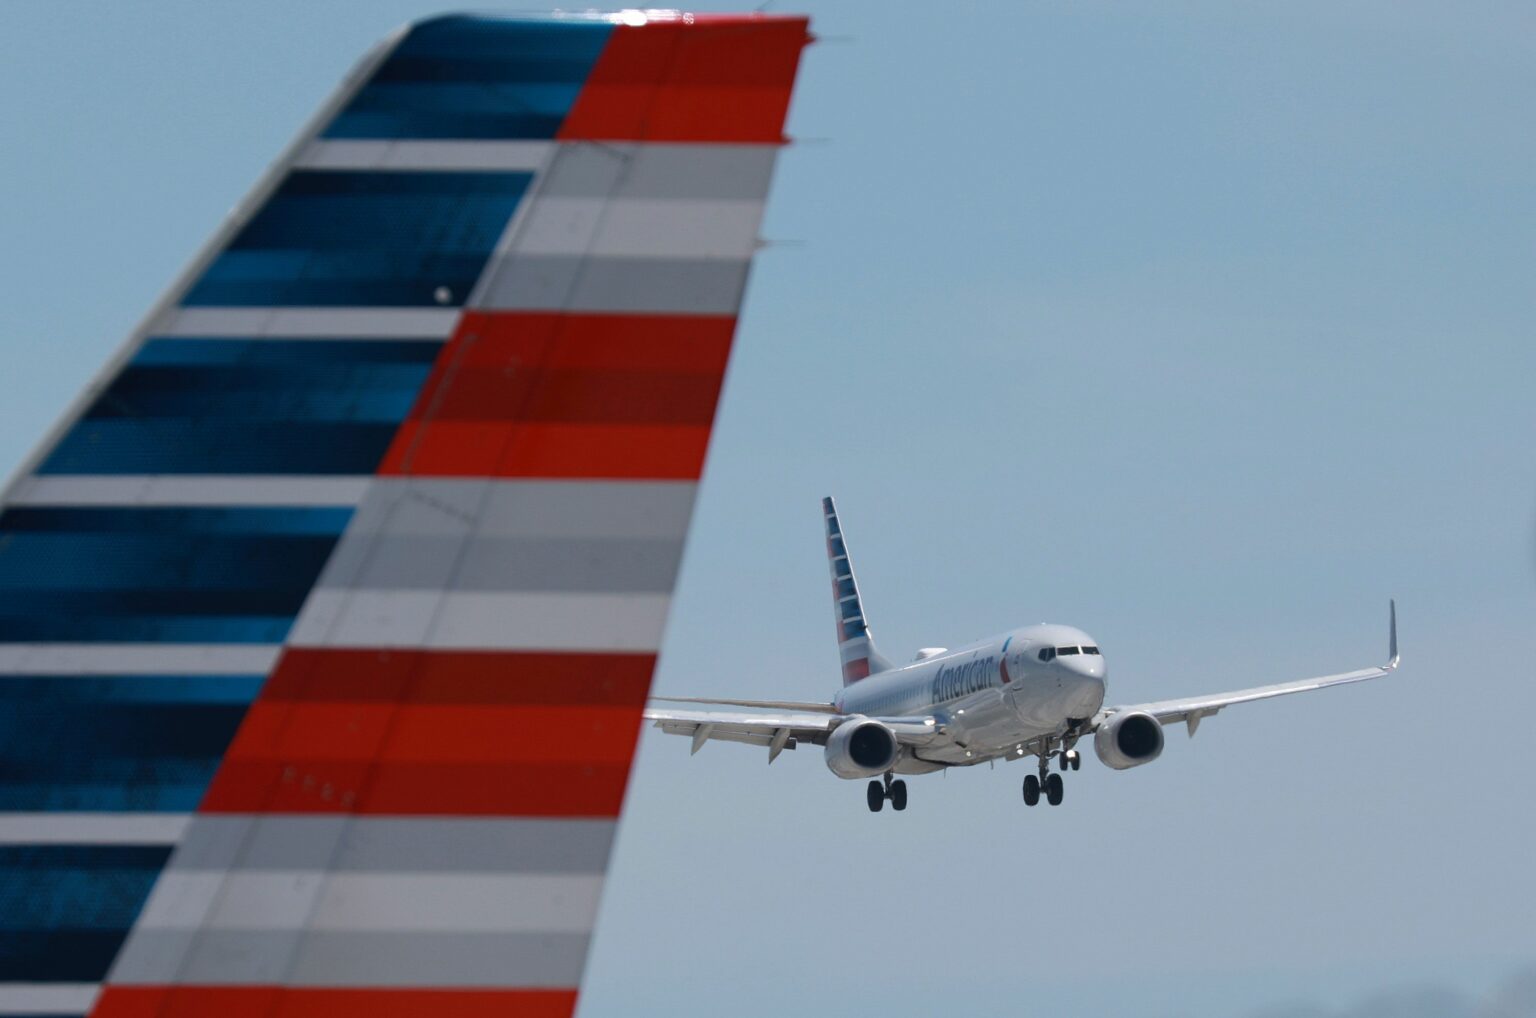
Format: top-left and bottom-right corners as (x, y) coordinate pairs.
(559, 15), (811, 143)
(379, 312), (737, 479)
(197, 649), (652, 817)
(93, 987), (578, 1018)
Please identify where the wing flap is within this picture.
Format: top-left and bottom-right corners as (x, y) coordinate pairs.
(643, 706), (840, 733)
(644, 706), (832, 763)
(652, 720), (794, 749)
(643, 705), (945, 762)
(650, 695), (837, 713)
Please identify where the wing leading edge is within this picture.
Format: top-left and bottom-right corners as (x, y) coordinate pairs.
(1096, 600), (1400, 736)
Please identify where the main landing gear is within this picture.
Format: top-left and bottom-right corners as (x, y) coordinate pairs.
(1021, 773), (1063, 806)
(867, 772), (907, 813)
(1022, 748), (1077, 807)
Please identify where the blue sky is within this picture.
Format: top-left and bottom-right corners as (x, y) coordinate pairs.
(2, 2), (1534, 1015)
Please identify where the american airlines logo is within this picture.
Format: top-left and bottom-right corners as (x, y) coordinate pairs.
(931, 654), (1000, 702)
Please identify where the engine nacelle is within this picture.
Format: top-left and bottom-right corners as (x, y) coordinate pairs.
(824, 717), (899, 779)
(1094, 710), (1165, 770)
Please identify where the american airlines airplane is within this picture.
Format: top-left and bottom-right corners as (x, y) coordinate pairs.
(646, 497), (1399, 812)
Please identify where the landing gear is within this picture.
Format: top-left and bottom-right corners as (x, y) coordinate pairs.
(1024, 745), (1068, 807)
(867, 774), (908, 813)
(1022, 774), (1041, 806)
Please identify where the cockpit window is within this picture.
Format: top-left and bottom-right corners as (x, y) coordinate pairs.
(1037, 647), (1055, 662)
(1083, 646), (1100, 655)
(1057, 646), (1080, 656)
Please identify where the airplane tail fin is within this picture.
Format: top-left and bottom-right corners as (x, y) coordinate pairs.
(822, 497), (892, 684)
(0, 11), (810, 1013)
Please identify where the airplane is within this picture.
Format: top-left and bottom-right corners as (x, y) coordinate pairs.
(645, 496), (1399, 812)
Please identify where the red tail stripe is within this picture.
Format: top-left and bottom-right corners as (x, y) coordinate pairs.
(408, 313), (735, 424)
(409, 368), (725, 426)
(199, 650), (654, 815)
(201, 759), (631, 816)
(259, 649), (656, 706)
(223, 702), (642, 765)
(426, 312), (736, 373)
(379, 311), (733, 478)
(559, 17), (811, 142)
(381, 420), (713, 479)
(92, 987), (577, 1018)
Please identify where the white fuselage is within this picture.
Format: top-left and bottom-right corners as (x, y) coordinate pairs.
(832, 623), (1107, 771)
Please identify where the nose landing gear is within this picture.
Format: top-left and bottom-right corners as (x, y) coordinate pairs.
(866, 773), (908, 813)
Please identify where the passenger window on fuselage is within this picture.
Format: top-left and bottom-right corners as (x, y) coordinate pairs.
(1038, 648), (1055, 662)
(1057, 646), (1080, 656)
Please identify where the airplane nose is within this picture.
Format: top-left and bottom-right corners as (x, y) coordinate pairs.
(1065, 655), (1105, 681)
(1061, 656), (1107, 715)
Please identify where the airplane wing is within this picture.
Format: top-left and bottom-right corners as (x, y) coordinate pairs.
(650, 694), (838, 713)
(1095, 601), (1399, 735)
(0, 13), (808, 1018)
(643, 705), (942, 762)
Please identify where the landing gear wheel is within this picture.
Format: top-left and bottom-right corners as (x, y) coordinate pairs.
(1045, 772), (1064, 806)
(890, 780), (908, 811)
(1022, 774), (1041, 806)
(1070, 751), (1081, 771)
(867, 780), (884, 812)
(1059, 750), (1071, 771)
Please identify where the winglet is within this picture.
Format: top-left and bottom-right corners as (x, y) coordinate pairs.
(1387, 598), (1399, 669)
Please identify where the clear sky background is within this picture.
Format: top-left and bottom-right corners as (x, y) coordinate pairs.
(2, 3), (1534, 1016)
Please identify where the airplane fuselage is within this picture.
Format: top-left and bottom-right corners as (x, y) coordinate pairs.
(833, 623), (1107, 771)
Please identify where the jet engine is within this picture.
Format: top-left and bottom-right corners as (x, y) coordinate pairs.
(824, 717), (899, 779)
(1093, 710), (1165, 770)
